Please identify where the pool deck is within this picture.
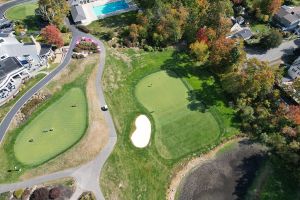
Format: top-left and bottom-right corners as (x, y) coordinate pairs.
(79, 0), (138, 25)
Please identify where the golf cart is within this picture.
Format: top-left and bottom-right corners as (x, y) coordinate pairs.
(101, 105), (108, 111)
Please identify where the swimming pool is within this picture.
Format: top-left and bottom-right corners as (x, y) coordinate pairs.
(93, 0), (130, 16)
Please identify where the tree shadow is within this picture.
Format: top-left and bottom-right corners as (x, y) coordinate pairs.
(23, 15), (46, 33)
(233, 153), (267, 200)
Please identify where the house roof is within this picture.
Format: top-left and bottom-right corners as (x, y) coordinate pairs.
(235, 28), (253, 40)
(71, 5), (87, 22)
(0, 57), (24, 80)
(39, 44), (52, 56)
(274, 6), (300, 27)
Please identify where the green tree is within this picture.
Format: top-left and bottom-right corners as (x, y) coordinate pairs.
(38, 0), (70, 26)
(261, 29), (283, 49)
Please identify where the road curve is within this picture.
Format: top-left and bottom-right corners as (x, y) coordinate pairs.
(0, 1), (117, 199)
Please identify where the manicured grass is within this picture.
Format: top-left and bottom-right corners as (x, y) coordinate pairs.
(250, 23), (271, 35)
(14, 88), (87, 166)
(5, 2), (38, 20)
(136, 71), (220, 159)
(5, 2), (40, 32)
(100, 46), (239, 199)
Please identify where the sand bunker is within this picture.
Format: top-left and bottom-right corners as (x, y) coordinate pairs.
(131, 115), (151, 148)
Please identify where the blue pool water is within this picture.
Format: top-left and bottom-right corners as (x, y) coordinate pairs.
(93, 0), (129, 16)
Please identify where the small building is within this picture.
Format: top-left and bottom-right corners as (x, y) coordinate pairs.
(235, 16), (245, 25)
(228, 23), (253, 40)
(288, 56), (300, 79)
(273, 5), (300, 31)
(71, 5), (88, 24)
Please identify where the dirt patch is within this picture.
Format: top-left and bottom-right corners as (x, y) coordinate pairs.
(174, 139), (267, 200)
(20, 58), (109, 179)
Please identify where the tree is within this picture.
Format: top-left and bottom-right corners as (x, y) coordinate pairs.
(41, 25), (64, 47)
(209, 36), (243, 73)
(38, 0), (70, 26)
(260, 0), (283, 16)
(190, 41), (209, 63)
(288, 105), (300, 125)
(261, 29), (283, 49)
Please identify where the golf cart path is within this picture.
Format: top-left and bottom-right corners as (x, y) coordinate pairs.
(0, 1), (117, 199)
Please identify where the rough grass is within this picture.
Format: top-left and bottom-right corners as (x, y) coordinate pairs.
(136, 71), (220, 159)
(246, 160), (300, 200)
(14, 88), (87, 166)
(100, 46), (238, 199)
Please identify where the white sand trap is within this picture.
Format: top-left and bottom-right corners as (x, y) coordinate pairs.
(131, 115), (152, 148)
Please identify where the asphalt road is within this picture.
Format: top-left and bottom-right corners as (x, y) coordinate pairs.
(246, 39), (300, 63)
(0, 1), (117, 199)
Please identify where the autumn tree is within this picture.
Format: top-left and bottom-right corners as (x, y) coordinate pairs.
(190, 41), (209, 63)
(209, 36), (244, 73)
(288, 105), (300, 125)
(41, 25), (64, 47)
(38, 0), (70, 26)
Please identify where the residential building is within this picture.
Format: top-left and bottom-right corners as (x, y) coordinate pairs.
(288, 56), (300, 79)
(228, 23), (253, 40)
(273, 5), (300, 31)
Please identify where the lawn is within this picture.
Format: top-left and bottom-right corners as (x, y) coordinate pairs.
(14, 88), (87, 166)
(5, 2), (40, 32)
(5, 2), (37, 20)
(135, 71), (220, 159)
(100, 46), (238, 199)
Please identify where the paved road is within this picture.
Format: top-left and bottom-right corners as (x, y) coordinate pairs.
(246, 39), (300, 63)
(0, 1), (117, 199)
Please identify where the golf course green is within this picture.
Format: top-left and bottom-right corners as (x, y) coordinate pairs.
(135, 71), (220, 159)
(14, 88), (87, 166)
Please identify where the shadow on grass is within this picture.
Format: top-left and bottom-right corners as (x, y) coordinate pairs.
(22, 15), (46, 33)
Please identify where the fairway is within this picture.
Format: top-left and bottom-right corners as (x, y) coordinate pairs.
(14, 88), (87, 166)
(5, 2), (38, 21)
(135, 71), (220, 159)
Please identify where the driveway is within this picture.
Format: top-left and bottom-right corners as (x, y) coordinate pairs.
(246, 39), (300, 63)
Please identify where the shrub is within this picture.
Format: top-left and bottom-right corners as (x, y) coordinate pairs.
(60, 25), (69, 33)
(73, 47), (81, 53)
(260, 29), (283, 49)
(79, 192), (96, 200)
(143, 45), (154, 52)
(14, 189), (24, 199)
(49, 187), (61, 199)
(76, 25), (90, 33)
(30, 188), (49, 200)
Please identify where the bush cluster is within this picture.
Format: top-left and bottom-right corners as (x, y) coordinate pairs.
(76, 25), (90, 33)
(72, 54), (85, 59)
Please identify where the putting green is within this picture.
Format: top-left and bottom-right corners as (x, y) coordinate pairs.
(135, 71), (220, 159)
(14, 88), (87, 166)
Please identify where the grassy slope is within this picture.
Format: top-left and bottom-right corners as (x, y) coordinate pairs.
(100, 46), (238, 199)
(136, 71), (220, 159)
(14, 88), (87, 166)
